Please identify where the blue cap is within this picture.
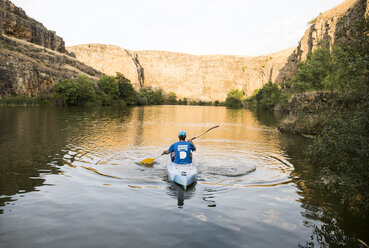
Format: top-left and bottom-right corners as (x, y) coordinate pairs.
(178, 130), (186, 137)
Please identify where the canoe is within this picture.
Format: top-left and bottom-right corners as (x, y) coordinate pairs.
(166, 156), (197, 190)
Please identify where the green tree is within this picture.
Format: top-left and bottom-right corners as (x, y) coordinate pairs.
(74, 75), (96, 105)
(225, 89), (244, 108)
(256, 82), (287, 110)
(139, 87), (164, 105)
(166, 91), (177, 105)
(54, 79), (79, 105)
(116, 73), (137, 105)
(289, 46), (333, 93)
(97, 76), (119, 99)
(54, 75), (96, 106)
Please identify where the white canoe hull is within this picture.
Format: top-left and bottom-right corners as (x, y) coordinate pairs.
(166, 156), (197, 190)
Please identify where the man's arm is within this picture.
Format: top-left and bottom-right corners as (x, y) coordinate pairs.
(187, 140), (196, 151)
(163, 144), (174, 155)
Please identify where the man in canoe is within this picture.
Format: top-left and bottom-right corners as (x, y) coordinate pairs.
(163, 130), (196, 164)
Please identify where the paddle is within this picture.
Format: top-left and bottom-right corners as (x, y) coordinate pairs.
(139, 125), (219, 165)
(189, 125), (219, 141)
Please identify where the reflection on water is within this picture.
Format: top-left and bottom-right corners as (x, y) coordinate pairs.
(0, 106), (368, 247)
(167, 182), (197, 208)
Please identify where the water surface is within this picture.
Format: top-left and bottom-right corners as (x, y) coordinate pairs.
(0, 106), (367, 247)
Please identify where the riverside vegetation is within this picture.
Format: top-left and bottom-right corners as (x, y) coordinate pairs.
(244, 18), (369, 217)
(0, 72), (219, 107)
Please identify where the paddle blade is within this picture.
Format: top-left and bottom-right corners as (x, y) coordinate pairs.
(139, 158), (155, 165)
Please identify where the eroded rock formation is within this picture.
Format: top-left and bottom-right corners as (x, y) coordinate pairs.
(295, 0), (367, 61)
(0, 0), (103, 97)
(0, 0), (67, 53)
(67, 45), (295, 101)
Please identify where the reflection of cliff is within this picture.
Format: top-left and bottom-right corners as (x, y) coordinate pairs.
(0, 107), (135, 211)
(0, 108), (71, 208)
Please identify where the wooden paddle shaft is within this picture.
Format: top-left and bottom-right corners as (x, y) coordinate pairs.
(190, 125), (219, 141)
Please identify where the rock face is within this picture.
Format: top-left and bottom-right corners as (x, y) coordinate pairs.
(0, 0), (103, 97)
(0, 0), (67, 54)
(295, 0), (367, 62)
(68, 45), (295, 101)
(68, 0), (368, 102)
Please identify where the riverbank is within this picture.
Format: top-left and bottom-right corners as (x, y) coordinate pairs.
(244, 17), (369, 217)
(0, 74), (225, 107)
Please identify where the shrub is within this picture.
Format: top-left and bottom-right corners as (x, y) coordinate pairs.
(97, 76), (119, 99)
(247, 82), (287, 110)
(225, 89), (244, 108)
(54, 75), (96, 106)
(116, 73), (137, 105)
(139, 87), (164, 105)
(176, 98), (189, 105)
(136, 92), (148, 105)
(165, 91), (177, 105)
(291, 46), (333, 92)
(74, 75), (96, 105)
(0, 96), (40, 106)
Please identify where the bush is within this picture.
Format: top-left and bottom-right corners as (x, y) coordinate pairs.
(165, 91), (177, 105)
(139, 87), (164, 105)
(136, 92), (148, 105)
(116, 73), (137, 105)
(291, 46), (333, 92)
(246, 82), (288, 110)
(54, 75), (96, 106)
(97, 75), (119, 99)
(225, 89), (244, 108)
(0, 96), (40, 106)
(177, 98), (188, 105)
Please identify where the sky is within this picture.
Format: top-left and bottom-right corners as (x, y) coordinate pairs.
(11, 0), (344, 55)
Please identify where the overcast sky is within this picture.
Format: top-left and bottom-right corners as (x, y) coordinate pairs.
(11, 0), (344, 55)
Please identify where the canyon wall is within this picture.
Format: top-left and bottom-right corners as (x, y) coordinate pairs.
(68, 44), (294, 101)
(1, 0), (367, 99)
(0, 0), (67, 54)
(68, 0), (368, 102)
(295, 0), (367, 62)
(0, 0), (103, 97)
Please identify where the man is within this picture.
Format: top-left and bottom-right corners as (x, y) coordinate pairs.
(163, 130), (196, 164)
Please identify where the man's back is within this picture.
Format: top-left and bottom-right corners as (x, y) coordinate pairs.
(169, 141), (195, 164)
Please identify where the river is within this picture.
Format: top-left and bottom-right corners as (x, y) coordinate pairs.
(0, 106), (367, 247)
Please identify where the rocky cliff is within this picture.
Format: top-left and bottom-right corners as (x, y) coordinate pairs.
(68, 44), (294, 101)
(1, 0), (367, 99)
(294, 0), (367, 61)
(0, 0), (103, 97)
(0, 0), (67, 54)
(68, 0), (368, 102)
